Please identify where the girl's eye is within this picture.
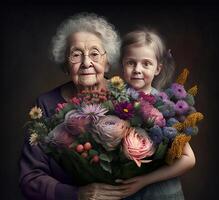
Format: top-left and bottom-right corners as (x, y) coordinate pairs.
(126, 60), (135, 66)
(142, 61), (151, 68)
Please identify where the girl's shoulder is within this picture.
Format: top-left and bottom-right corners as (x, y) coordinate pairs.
(151, 87), (159, 95)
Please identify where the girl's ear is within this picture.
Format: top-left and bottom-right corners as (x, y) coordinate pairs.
(155, 63), (162, 76)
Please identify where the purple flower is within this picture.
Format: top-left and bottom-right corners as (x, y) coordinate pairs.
(139, 92), (156, 105)
(158, 100), (175, 117)
(72, 104), (108, 122)
(166, 118), (179, 127)
(163, 127), (177, 140)
(156, 92), (169, 101)
(171, 83), (187, 99)
(174, 100), (189, 115)
(126, 87), (139, 100)
(149, 125), (163, 144)
(115, 102), (134, 120)
(184, 127), (199, 136)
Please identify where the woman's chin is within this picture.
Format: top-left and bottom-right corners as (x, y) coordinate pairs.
(79, 75), (97, 87)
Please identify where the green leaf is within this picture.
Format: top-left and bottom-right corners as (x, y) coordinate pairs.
(100, 160), (112, 174)
(130, 116), (142, 127)
(99, 153), (111, 162)
(102, 100), (114, 111)
(153, 140), (168, 160)
(89, 149), (99, 157)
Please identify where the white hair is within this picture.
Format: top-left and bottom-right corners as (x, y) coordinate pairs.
(51, 12), (121, 70)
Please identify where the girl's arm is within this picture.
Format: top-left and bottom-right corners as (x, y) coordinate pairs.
(118, 142), (196, 198)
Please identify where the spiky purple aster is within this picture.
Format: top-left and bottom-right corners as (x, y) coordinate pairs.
(156, 92), (169, 101)
(171, 83), (187, 99)
(157, 100), (175, 118)
(174, 100), (189, 115)
(72, 104), (108, 121)
(115, 101), (134, 120)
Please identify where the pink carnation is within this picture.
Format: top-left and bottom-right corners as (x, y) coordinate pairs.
(70, 97), (81, 105)
(56, 103), (67, 112)
(141, 102), (166, 127)
(123, 128), (155, 167)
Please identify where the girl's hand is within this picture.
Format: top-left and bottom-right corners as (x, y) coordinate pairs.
(78, 182), (128, 200)
(115, 176), (148, 198)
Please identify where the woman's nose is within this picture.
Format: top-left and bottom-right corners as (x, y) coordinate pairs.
(82, 55), (92, 68)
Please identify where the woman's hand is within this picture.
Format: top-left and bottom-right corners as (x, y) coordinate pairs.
(78, 182), (128, 200)
(115, 176), (148, 198)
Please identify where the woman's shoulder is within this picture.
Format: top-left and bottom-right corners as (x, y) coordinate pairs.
(36, 82), (70, 117)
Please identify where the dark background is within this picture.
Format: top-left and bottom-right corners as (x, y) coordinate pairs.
(1, 1), (219, 199)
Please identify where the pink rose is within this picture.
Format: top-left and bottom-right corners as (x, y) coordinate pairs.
(123, 128), (155, 167)
(141, 102), (166, 127)
(92, 115), (129, 151)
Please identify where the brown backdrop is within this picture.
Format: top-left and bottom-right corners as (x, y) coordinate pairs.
(1, 2), (219, 200)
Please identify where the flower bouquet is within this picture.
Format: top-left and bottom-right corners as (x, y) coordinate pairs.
(26, 68), (204, 186)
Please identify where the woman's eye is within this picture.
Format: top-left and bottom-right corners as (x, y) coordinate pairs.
(71, 51), (82, 57)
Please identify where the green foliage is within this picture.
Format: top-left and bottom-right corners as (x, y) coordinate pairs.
(153, 137), (169, 160)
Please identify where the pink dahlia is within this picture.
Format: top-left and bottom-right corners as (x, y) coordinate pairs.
(92, 115), (129, 151)
(46, 124), (74, 148)
(123, 128), (155, 167)
(141, 102), (166, 127)
(64, 110), (90, 135)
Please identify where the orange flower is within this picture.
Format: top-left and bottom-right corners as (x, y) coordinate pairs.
(188, 85), (198, 96)
(176, 68), (189, 85)
(165, 134), (191, 165)
(184, 112), (204, 128)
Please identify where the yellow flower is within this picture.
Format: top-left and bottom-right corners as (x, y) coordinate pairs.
(188, 85), (198, 96)
(176, 68), (189, 85)
(110, 76), (125, 90)
(184, 112), (204, 128)
(165, 134), (191, 165)
(29, 133), (39, 145)
(29, 106), (43, 119)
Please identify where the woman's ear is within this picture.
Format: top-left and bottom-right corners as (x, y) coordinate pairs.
(155, 63), (162, 76)
(104, 63), (110, 72)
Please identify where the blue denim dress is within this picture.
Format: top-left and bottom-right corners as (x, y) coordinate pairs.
(123, 177), (184, 200)
(123, 88), (185, 200)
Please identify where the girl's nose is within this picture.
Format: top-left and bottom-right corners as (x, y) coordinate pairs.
(133, 63), (142, 74)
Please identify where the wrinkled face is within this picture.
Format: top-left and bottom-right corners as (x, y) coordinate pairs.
(122, 45), (161, 93)
(67, 32), (108, 87)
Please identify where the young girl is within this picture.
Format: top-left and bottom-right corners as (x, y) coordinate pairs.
(119, 27), (196, 200)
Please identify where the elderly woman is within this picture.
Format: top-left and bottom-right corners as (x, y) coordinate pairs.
(19, 13), (127, 200)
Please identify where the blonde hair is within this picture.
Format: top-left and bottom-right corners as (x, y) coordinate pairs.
(121, 27), (175, 90)
(51, 12), (121, 72)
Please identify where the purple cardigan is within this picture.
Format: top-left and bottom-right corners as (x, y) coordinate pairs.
(19, 82), (79, 200)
